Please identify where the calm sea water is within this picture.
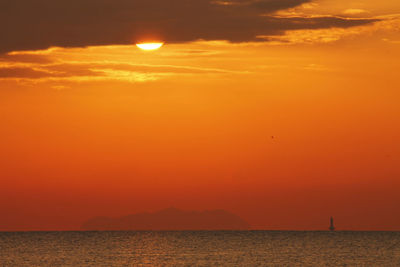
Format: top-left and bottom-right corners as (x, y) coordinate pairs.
(1, 231), (400, 266)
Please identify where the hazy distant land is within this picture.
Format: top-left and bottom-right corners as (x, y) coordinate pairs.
(82, 208), (250, 231)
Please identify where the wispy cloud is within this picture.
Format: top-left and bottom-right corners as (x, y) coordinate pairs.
(256, 14), (400, 45)
(0, 48), (249, 85)
(342, 9), (370, 16)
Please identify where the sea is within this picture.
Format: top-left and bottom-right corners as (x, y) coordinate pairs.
(1, 231), (400, 266)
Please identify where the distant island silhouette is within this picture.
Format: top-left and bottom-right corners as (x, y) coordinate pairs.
(82, 208), (250, 230)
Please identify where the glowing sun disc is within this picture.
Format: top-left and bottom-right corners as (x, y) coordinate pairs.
(136, 43), (164, 51)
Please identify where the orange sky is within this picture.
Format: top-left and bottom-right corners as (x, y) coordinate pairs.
(0, 0), (400, 231)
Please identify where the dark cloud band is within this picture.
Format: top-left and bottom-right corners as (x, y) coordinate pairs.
(0, 0), (377, 53)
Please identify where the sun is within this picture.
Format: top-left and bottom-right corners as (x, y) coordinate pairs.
(136, 43), (164, 51)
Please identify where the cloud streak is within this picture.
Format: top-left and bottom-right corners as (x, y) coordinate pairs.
(0, 55), (248, 84)
(0, 0), (378, 53)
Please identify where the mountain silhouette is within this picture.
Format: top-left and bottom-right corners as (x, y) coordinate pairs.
(81, 208), (250, 230)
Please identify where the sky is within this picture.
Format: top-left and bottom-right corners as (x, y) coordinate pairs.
(0, 0), (399, 231)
